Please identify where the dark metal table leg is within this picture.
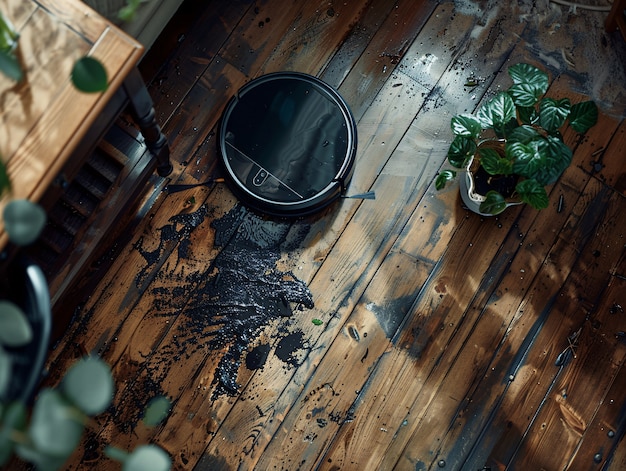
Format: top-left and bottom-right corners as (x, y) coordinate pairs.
(124, 68), (173, 177)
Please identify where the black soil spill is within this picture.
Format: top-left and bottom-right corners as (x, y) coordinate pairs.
(134, 204), (313, 401)
(275, 331), (308, 368)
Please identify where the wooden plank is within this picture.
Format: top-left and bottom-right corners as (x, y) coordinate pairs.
(61, 3), (444, 466)
(40, 2), (420, 464)
(316, 20), (539, 471)
(453, 109), (625, 470)
(392, 131), (622, 471)
(36, 2), (626, 470)
(516, 279), (626, 470)
(144, 0), (255, 123)
(586, 118), (626, 195)
(0, 7), (88, 160)
(456, 185), (626, 470)
(150, 68), (433, 469)
(36, 0), (111, 42)
(249, 6), (531, 470)
(334, 0), (441, 121)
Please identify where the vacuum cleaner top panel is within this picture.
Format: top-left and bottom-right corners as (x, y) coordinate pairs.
(219, 72), (357, 217)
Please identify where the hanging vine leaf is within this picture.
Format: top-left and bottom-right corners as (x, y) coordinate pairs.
(71, 57), (108, 93)
(28, 389), (85, 458)
(0, 159), (10, 198)
(0, 12), (21, 82)
(0, 346), (11, 399)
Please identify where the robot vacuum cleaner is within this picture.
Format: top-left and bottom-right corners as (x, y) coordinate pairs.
(218, 72), (357, 217)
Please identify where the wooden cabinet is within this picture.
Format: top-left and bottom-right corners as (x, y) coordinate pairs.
(0, 0), (171, 308)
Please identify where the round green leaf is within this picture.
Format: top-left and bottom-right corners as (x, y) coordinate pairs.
(479, 148), (512, 176)
(3, 199), (46, 246)
(29, 389), (85, 457)
(451, 114), (482, 138)
(0, 300), (33, 347)
(105, 445), (130, 462)
(539, 97), (571, 133)
(533, 135), (572, 185)
(508, 63), (547, 84)
(62, 356), (113, 415)
(71, 57), (108, 93)
(435, 170), (457, 190)
(142, 396), (171, 427)
(507, 63), (548, 105)
(0, 401), (27, 465)
(447, 135), (476, 168)
(479, 190), (507, 215)
(516, 179), (549, 210)
(507, 125), (542, 145)
(477, 92), (516, 130)
(569, 101), (598, 133)
(0, 50), (22, 82)
(123, 444), (171, 471)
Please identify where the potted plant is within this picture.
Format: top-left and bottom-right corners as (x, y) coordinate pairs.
(435, 62), (598, 215)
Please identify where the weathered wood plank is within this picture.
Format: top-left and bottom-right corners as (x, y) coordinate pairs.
(376, 78), (620, 469)
(158, 70), (433, 469)
(43, 2), (436, 467)
(514, 250), (626, 471)
(318, 0), (437, 118)
(195, 4), (483, 469)
(317, 19), (538, 470)
(585, 118), (626, 194)
(465, 185), (626, 470)
(455, 107), (625, 470)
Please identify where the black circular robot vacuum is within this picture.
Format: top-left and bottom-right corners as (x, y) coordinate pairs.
(218, 72), (357, 217)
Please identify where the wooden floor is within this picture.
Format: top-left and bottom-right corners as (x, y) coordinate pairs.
(32, 0), (626, 470)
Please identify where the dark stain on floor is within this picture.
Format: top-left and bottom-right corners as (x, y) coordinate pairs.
(134, 204), (314, 401)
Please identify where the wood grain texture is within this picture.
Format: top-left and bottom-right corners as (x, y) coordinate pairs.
(24, 1), (626, 470)
(0, 0), (143, 248)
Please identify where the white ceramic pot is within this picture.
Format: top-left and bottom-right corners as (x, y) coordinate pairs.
(459, 155), (522, 216)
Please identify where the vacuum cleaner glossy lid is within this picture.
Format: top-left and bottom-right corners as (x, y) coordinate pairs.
(218, 72), (357, 217)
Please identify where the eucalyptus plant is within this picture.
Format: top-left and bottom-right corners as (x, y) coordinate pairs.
(436, 63), (598, 215)
(0, 356), (172, 471)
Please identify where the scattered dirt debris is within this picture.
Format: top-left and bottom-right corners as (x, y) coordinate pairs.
(133, 204), (314, 401)
(453, 0), (626, 118)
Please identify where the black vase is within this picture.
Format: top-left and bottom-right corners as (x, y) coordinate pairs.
(1, 258), (51, 404)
